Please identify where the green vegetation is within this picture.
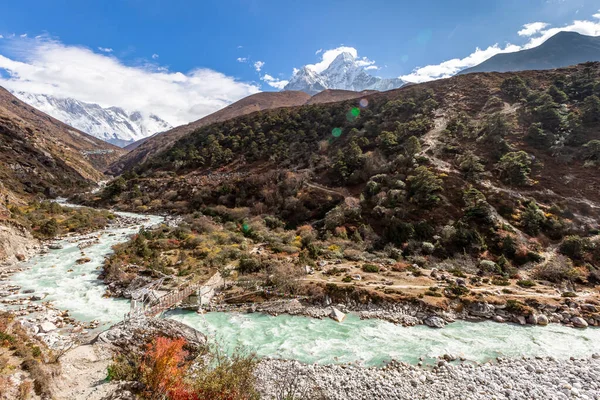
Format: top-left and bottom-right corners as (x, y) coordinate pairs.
(9, 201), (115, 239)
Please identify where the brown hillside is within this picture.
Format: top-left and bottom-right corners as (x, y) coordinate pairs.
(306, 89), (377, 104)
(0, 86), (123, 199)
(109, 91), (312, 174)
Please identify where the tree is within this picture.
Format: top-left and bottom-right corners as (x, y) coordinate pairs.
(521, 201), (545, 236)
(547, 85), (568, 104)
(404, 136), (422, 157)
(581, 95), (600, 125)
(462, 186), (491, 222)
(140, 337), (188, 399)
(497, 151), (532, 186)
(501, 76), (528, 101)
(40, 218), (59, 237)
(376, 131), (397, 154)
(584, 140), (600, 160)
(407, 166), (443, 207)
(534, 94), (562, 133)
(526, 122), (554, 148)
(457, 151), (485, 180)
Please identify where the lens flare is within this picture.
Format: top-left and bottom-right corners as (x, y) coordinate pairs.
(332, 127), (342, 137)
(359, 98), (369, 108)
(351, 107), (360, 117)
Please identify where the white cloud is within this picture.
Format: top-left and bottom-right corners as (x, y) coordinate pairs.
(254, 60), (265, 72)
(261, 74), (288, 90)
(518, 22), (549, 37)
(19, 34), (27, 38)
(593, 10), (600, 19)
(237, 45), (243, 49)
(0, 37), (260, 126)
(400, 11), (600, 83)
(152, 53), (159, 59)
(364, 65), (379, 71)
(98, 47), (113, 53)
(315, 48), (323, 55)
(400, 43), (521, 82)
(0, 35), (3, 39)
(236, 57), (247, 63)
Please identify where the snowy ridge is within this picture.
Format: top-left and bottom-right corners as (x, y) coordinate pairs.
(12, 92), (172, 147)
(284, 52), (406, 94)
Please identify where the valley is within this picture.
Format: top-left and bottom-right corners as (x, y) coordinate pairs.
(2, 47), (600, 399)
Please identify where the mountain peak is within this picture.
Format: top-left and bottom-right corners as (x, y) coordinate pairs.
(284, 53), (405, 94)
(11, 92), (172, 147)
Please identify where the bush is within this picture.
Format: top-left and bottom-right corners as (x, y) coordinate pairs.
(534, 255), (581, 283)
(559, 235), (591, 261)
(238, 256), (262, 274)
(491, 276), (510, 286)
(362, 264), (380, 273)
(516, 279), (536, 288)
(501, 76), (528, 101)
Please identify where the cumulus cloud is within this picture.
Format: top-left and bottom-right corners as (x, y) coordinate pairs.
(254, 60), (265, 72)
(593, 10), (600, 19)
(400, 11), (600, 83)
(151, 53), (159, 59)
(518, 22), (549, 37)
(0, 36), (260, 126)
(400, 43), (521, 82)
(236, 57), (247, 63)
(98, 47), (113, 53)
(261, 74), (288, 90)
(306, 46), (359, 73)
(19, 34), (27, 38)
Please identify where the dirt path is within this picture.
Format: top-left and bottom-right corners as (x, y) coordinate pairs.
(52, 342), (117, 399)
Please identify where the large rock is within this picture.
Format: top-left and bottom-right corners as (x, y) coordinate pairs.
(424, 316), (446, 328)
(95, 318), (206, 357)
(329, 307), (346, 323)
(571, 317), (588, 328)
(469, 302), (495, 318)
(39, 321), (57, 333)
(537, 314), (549, 326)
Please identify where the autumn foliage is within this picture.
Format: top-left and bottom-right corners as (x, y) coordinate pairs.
(133, 336), (259, 400)
(140, 337), (189, 399)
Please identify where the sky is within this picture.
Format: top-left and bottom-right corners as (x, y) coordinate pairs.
(0, 0), (600, 126)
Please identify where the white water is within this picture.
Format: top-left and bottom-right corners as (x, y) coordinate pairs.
(4, 209), (600, 366)
(8, 211), (163, 330)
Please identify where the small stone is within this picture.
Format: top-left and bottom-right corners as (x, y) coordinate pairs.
(571, 317), (588, 328)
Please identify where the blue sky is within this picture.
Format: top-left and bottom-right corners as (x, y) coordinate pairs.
(0, 0), (599, 125)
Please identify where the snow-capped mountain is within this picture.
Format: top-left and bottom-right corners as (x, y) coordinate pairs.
(284, 52), (406, 94)
(11, 92), (172, 147)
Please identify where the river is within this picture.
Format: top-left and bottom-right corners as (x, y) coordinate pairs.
(4, 209), (600, 367)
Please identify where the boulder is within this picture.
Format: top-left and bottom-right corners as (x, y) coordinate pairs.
(527, 314), (538, 325)
(493, 315), (506, 323)
(537, 315), (549, 326)
(39, 321), (57, 333)
(470, 302), (495, 318)
(329, 307), (346, 323)
(425, 316), (446, 328)
(517, 316), (527, 325)
(571, 317), (588, 328)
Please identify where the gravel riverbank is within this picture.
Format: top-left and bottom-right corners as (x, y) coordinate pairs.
(255, 356), (600, 400)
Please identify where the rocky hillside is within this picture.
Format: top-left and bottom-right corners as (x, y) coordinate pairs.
(0, 86), (123, 199)
(109, 89), (369, 175)
(93, 63), (600, 290)
(460, 32), (600, 75)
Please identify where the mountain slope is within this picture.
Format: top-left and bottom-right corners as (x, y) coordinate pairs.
(0, 86), (123, 198)
(109, 89), (369, 175)
(284, 52), (407, 94)
(12, 92), (172, 147)
(460, 32), (600, 75)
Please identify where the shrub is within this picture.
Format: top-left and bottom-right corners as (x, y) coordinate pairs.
(559, 235), (591, 261)
(444, 284), (470, 297)
(238, 256), (262, 274)
(362, 264), (380, 273)
(534, 255), (581, 283)
(491, 277), (510, 286)
(516, 279), (536, 288)
(406, 166), (443, 208)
